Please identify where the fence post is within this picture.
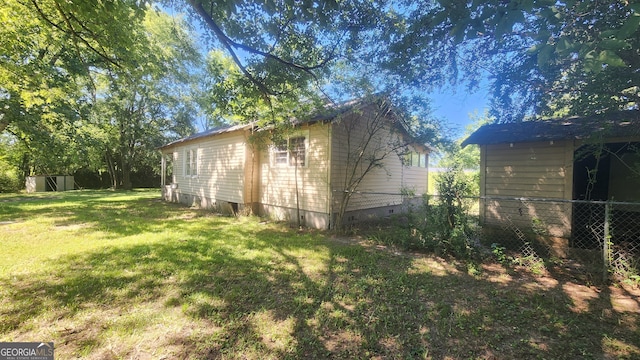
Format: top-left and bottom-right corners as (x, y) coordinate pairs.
(603, 202), (611, 281)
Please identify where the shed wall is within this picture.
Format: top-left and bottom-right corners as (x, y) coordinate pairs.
(25, 176), (74, 193)
(481, 140), (574, 237)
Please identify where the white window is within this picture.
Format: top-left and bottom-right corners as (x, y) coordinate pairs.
(419, 153), (427, 167)
(273, 133), (308, 167)
(288, 136), (306, 166)
(185, 148), (198, 176)
(274, 142), (289, 165)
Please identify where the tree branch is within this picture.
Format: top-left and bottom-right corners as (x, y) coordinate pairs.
(30, 0), (120, 68)
(187, 0), (335, 96)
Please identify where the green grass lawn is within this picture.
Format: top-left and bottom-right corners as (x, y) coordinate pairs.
(1, 189), (639, 359)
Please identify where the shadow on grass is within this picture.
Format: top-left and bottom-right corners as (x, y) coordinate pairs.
(1, 191), (639, 359)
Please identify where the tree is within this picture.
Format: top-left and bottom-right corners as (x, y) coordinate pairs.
(177, 0), (640, 123)
(377, 0), (640, 121)
(197, 50), (324, 129)
(0, 0), (149, 134)
(331, 96), (433, 231)
(90, 10), (200, 189)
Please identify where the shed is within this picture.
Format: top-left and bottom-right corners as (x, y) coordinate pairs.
(26, 175), (75, 193)
(462, 111), (640, 250)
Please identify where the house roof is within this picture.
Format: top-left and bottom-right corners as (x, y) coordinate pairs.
(159, 100), (359, 150)
(461, 111), (640, 147)
(161, 95), (429, 150)
(160, 123), (254, 149)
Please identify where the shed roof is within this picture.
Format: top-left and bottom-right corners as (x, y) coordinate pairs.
(462, 111), (640, 147)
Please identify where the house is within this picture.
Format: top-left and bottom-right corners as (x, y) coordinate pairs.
(159, 98), (430, 229)
(462, 111), (640, 250)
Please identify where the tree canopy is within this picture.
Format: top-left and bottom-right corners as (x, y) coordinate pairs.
(0, 0), (201, 189)
(2, 0), (639, 190)
(174, 0), (640, 122)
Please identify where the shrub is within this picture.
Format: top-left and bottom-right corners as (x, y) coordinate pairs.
(399, 164), (479, 259)
(0, 169), (21, 193)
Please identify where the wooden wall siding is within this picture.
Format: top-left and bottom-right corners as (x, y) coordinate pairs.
(482, 140), (573, 237)
(402, 159), (429, 195)
(484, 199), (572, 238)
(169, 131), (247, 204)
(484, 141), (570, 199)
(259, 123), (331, 214)
(330, 107), (411, 212)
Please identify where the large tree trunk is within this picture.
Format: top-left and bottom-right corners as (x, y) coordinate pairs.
(121, 159), (132, 190)
(105, 151), (118, 189)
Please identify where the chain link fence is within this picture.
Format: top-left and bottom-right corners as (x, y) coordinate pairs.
(343, 192), (640, 282)
(433, 195), (639, 282)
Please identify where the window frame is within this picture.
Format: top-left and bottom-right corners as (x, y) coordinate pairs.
(272, 131), (309, 168)
(184, 147), (199, 177)
(404, 150), (427, 168)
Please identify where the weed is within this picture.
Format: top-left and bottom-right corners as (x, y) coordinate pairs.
(491, 243), (508, 265)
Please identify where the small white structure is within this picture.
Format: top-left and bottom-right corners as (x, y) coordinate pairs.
(26, 175), (74, 193)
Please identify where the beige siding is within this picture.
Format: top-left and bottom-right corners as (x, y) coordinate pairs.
(330, 106), (423, 211)
(482, 140), (574, 237)
(484, 198), (572, 238)
(484, 141), (571, 199)
(259, 123), (331, 214)
(402, 153), (429, 195)
(167, 131), (247, 204)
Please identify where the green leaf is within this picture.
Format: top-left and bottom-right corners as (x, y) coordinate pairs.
(537, 44), (554, 69)
(583, 58), (603, 74)
(617, 14), (640, 39)
(599, 38), (630, 51)
(555, 38), (571, 52)
(598, 50), (626, 67)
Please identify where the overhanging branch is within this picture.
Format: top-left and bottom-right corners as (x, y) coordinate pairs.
(187, 0), (334, 96)
(30, 0), (121, 68)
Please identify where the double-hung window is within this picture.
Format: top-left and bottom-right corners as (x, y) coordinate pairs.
(288, 136), (306, 166)
(185, 148), (198, 176)
(273, 133), (308, 167)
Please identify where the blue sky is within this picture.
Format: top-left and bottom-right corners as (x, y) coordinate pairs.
(169, 5), (491, 140)
(428, 85), (490, 140)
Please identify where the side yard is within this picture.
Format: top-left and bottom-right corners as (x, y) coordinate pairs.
(0, 190), (639, 359)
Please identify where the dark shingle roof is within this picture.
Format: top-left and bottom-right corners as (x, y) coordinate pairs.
(462, 111), (640, 147)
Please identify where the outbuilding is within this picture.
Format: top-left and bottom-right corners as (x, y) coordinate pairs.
(462, 111), (640, 251)
(25, 175), (75, 193)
